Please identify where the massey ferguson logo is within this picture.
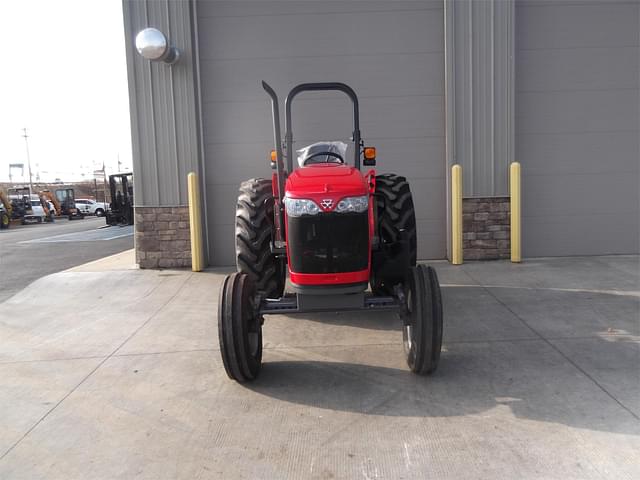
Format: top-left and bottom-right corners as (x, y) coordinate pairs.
(320, 199), (333, 210)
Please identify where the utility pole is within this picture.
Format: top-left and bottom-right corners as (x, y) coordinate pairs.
(22, 128), (34, 198)
(102, 162), (108, 205)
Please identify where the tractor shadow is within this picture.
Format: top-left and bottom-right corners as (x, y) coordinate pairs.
(249, 286), (640, 436)
(248, 353), (639, 436)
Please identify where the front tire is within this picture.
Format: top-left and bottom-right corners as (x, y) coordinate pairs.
(235, 178), (285, 298)
(0, 212), (9, 229)
(403, 265), (443, 375)
(218, 273), (263, 382)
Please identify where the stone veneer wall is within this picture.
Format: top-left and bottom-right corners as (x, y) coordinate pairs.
(463, 197), (511, 260)
(134, 206), (192, 269)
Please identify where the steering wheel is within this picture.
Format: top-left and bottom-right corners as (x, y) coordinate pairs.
(303, 151), (344, 165)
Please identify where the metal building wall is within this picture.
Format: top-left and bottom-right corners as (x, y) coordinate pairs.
(516, 0), (640, 256)
(122, 0), (638, 265)
(122, 0), (204, 207)
(444, 0), (515, 260)
(445, 0), (515, 198)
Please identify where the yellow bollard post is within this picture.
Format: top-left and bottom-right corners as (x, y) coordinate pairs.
(451, 164), (463, 265)
(510, 162), (521, 263)
(188, 172), (204, 272)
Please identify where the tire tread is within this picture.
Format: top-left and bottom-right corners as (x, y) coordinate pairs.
(235, 178), (284, 298)
(372, 173), (417, 294)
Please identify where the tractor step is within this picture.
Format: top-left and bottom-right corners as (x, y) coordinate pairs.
(259, 292), (401, 315)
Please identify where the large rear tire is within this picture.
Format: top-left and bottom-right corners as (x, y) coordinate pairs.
(218, 273), (263, 382)
(371, 174), (417, 294)
(403, 265), (443, 375)
(235, 178), (285, 298)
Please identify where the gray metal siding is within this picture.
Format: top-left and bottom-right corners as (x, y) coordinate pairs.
(445, 0), (515, 197)
(123, 0), (203, 207)
(516, 0), (640, 256)
(197, 1), (446, 265)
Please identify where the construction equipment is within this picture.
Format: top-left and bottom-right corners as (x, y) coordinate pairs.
(0, 189), (12, 229)
(39, 190), (61, 219)
(105, 173), (134, 226)
(217, 82), (443, 382)
(30, 194), (54, 222)
(54, 188), (84, 220)
(7, 187), (36, 224)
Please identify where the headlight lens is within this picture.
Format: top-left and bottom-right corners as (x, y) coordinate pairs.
(284, 197), (321, 217)
(335, 195), (368, 213)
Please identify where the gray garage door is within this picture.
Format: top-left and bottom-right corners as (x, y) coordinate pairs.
(516, 0), (639, 256)
(197, 1), (445, 265)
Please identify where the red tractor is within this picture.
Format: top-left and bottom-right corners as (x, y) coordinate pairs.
(218, 82), (443, 382)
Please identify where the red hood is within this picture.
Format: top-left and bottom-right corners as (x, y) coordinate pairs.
(285, 164), (367, 199)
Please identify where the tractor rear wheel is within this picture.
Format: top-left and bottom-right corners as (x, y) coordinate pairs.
(218, 273), (263, 382)
(235, 178), (285, 298)
(403, 265), (443, 375)
(371, 174), (417, 294)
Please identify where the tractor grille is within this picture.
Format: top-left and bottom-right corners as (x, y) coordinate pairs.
(287, 211), (369, 274)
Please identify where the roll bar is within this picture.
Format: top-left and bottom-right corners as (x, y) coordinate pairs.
(284, 82), (361, 171)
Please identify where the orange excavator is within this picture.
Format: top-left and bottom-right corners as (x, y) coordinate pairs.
(39, 190), (61, 218)
(40, 188), (84, 220)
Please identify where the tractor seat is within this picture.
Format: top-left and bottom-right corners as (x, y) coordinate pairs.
(297, 141), (348, 167)
(303, 155), (344, 166)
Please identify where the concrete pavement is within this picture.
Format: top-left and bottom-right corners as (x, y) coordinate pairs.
(0, 217), (133, 302)
(0, 254), (638, 479)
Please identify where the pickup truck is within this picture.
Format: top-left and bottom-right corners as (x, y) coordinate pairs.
(75, 199), (108, 216)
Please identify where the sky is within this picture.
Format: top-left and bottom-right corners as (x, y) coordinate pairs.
(0, 0), (132, 183)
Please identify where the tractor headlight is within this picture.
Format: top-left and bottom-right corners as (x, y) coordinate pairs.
(335, 195), (368, 213)
(284, 198), (321, 217)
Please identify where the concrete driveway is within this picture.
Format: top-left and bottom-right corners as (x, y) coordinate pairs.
(1, 254), (638, 479)
(0, 216), (133, 302)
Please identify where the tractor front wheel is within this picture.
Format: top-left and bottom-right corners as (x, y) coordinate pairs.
(218, 273), (263, 382)
(403, 265), (443, 375)
(0, 212), (9, 229)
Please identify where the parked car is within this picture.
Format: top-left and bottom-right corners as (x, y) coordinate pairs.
(75, 199), (108, 216)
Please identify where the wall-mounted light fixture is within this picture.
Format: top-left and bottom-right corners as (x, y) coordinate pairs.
(135, 27), (179, 65)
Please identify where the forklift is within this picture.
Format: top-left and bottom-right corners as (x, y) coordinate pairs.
(105, 173), (134, 226)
